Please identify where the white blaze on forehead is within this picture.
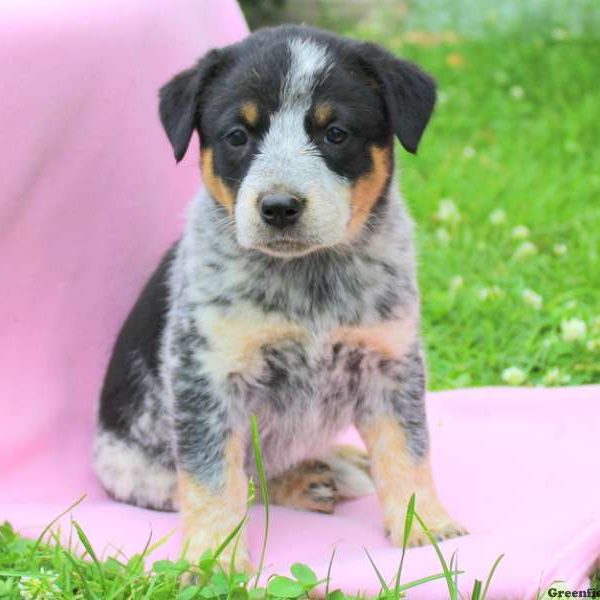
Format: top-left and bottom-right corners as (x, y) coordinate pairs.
(282, 37), (332, 105)
(254, 37), (334, 179)
(234, 36), (351, 252)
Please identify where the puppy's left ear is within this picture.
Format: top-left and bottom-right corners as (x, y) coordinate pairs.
(360, 43), (437, 154)
(159, 48), (229, 162)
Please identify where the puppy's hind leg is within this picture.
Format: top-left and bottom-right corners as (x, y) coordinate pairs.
(321, 444), (375, 500)
(267, 460), (338, 514)
(93, 430), (179, 511)
(266, 445), (375, 513)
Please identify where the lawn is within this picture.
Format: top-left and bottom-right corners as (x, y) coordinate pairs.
(340, 22), (600, 390)
(2, 5), (599, 599)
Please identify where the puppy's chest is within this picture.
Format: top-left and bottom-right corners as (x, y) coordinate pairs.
(196, 302), (416, 410)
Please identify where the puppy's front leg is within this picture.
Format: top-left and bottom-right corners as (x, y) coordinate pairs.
(172, 375), (250, 570)
(357, 348), (467, 547)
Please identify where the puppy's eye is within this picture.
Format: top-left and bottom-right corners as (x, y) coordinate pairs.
(325, 126), (348, 144)
(225, 128), (248, 147)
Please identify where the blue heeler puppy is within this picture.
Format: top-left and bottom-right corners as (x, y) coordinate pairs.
(94, 24), (467, 569)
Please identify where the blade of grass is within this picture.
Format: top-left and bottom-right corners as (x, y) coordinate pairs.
(481, 554), (504, 600)
(72, 519), (107, 596)
(398, 570), (464, 593)
(145, 529), (177, 557)
(214, 514), (248, 561)
(106, 529), (155, 600)
(393, 493), (416, 594)
(364, 548), (389, 594)
(471, 579), (482, 600)
(62, 547), (97, 599)
(128, 529), (153, 576)
(324, 546), (337, 598)
(28, 495), (86, 560)
(251, 415), (270, 588)
(449, 552), (461, 599)
(414, 511), (458, 600)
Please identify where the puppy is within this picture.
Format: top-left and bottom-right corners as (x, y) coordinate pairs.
(93, 24), (466, 568)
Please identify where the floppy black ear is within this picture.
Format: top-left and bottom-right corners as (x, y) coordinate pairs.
(360, 43), (436, 154)
(159, 49), (228, 162)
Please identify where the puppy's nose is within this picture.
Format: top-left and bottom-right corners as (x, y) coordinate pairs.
(259, 194), (304, 229)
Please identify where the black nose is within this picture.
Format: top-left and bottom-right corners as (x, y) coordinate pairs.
(259, 194), (304, 229)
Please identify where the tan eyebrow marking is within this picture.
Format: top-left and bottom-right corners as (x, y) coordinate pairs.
(314, 102), (333, 126)
(240, 101), (259, 126)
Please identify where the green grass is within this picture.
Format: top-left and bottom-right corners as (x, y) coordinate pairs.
(343, 26), (600, 390)
(2, 12), (599, 599)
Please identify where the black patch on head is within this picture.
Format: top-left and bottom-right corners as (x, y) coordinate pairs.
(159, 50), (232, 162)
(356, 42), (436, 154)
(158, 24), (435, 202)
(298, 26), (436, 157)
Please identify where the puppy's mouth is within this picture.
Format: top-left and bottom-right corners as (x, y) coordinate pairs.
(258, 238), (318, 258)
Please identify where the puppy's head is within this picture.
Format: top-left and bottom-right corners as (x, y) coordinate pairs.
(159, 26), (436, 257)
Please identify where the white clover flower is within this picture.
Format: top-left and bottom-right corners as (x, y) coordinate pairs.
(586, 339), (599, 352)
(437, 90), (449, 105)
(590, 316), (600, 334)
(509, 85), (525, 100)
(512, 241), (538, 260)
(511, 225), (530, 239)
(17, 570), (60, 599)
(462, 146), (476, 159)
(435, 198), (461, 225)
(522, 288), (543, 310)
(551, 28), (569, 41)
(449, 275), (464, 293)
(561, 318), (587, 342)
(502, 366), (526, 385)
(477, 285), (503, 301)
(435, 227), (451, 245)
(553, 243), (568, 256)
(543, 368), (571, 386)
(489, 208), (507, 225)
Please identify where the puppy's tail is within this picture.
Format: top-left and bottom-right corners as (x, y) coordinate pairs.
(322, 445), (375, 499)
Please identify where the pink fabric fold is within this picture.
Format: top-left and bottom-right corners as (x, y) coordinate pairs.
(1, 1), (598, 597)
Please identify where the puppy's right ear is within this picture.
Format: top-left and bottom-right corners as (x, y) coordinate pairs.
(159, 49), (228, 163)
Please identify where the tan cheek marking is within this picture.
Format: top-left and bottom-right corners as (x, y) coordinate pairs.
(179, 434), (249, 566)
(333, 312), (418, 360)
(199, 305), (309, 381)
(240, 101), (259, 126)
(314, 102), (333, 126)
(200, 148), (235, 216)
(346, 145), (392, 239)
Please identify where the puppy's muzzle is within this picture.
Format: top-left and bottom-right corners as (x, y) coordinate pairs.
(259, 193), (305, 229)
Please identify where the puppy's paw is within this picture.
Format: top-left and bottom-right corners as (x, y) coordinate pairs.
(387, 506), (468, 547)
(322, 445), (375, 499)
(268, 460), (338, 514)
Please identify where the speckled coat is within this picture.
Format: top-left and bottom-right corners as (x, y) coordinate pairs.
(94, 24), (466, 568)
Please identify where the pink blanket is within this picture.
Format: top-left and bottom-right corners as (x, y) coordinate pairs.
(1, 1), (599, 597)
